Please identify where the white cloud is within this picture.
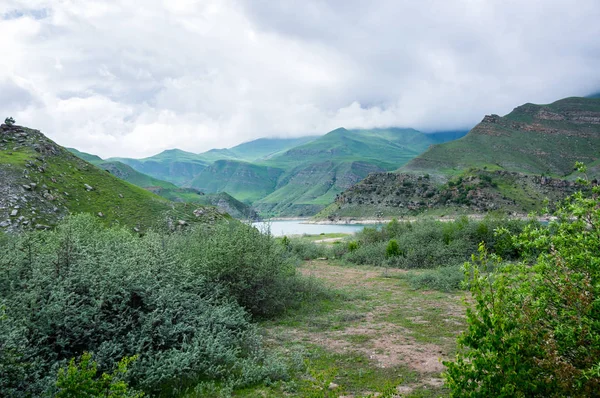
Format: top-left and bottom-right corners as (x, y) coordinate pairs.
(0, 0), (599, 158)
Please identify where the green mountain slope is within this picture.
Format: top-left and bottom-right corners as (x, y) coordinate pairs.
(265, 128), (437, 169)
(318, 96), (600, 219)
(189, 160), (285, 203)
(404, 97), (600, 176)
(109, 149), (209, 185)
(65, 155), (258, 220)
(0, 124), (224, 232)
(229, 136), (317, 161)
(66, 147), (103, 163)
(254, 160), (385, 216)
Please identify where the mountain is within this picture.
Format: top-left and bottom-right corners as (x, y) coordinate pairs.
(319, 96), (600, 219)
(249, 128), (462, 216)
(66, 150), (258, 219)
(109, 149), (210, 185)
(105, 136), (316, 186)
(189, 160), (285, 203)
(404, 97), (600, 177)
(185, 128), (455, 216)
(228, 136), (317, 161)
(0, 123), (225, 232)
(66, 147), (103, 163)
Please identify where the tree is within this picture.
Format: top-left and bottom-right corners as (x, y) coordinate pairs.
(4, 117), (15, 126)
(443, 166), (600, 397)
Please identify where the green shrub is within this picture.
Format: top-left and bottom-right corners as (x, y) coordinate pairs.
(0, 215), (302, 396)
(4, 116), (15, 126)
(55, 353), (142, 398)
(444, 185), (600, 396)
(347, 240), (359, 253)
(385, 239), (401, 258)
(406, 265), (465, 292)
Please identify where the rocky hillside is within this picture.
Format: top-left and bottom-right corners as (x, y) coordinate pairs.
(317, 169), (584, 220)
(0, 123), (225, 232)
(404, 97), (600, 177)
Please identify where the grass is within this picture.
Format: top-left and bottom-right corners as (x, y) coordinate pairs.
(233, 260), (465, 397)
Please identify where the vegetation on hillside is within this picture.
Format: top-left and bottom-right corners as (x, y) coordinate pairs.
(404, 97), (600, 177)
(318, 168), (582, 219)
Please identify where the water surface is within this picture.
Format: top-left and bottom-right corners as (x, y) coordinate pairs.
(252, 220), (371, 237)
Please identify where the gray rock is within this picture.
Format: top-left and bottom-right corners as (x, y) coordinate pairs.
(35, 224), (50, 230)
(10, 210), (18, 217)
(30, 183), (37, 190)
(0, 221), (10, 227)
(22, 184), (31, 190)
(84, 184), (93, 191)
(97, 212), (104, 217)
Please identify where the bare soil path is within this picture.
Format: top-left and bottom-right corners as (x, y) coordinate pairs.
(251, 260), (466, 397)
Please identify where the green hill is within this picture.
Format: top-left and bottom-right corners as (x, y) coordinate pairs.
(0, 124), (224, 232)
(228, 136), (317, 161)
(66, 147), (103, 163)
(318, 96), (600, 219)
(65, 155), (258, 219)
(404, 97), (600, 177)
(189, 160), (284, 203)
(109, 149), (210, 185)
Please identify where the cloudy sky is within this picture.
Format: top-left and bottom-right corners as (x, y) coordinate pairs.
(1, 0), (599, 158)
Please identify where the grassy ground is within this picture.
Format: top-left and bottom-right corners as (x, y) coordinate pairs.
(235, 260), (465, 397)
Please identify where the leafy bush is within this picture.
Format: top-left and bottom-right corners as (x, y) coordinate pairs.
(343, 216), (529, 269)
(385, 239), (401, 258)
(444, 185), (600, 396)
(406, 265), (465, 292)
(347, 240), (359, 253)
(0, 215), (306, 396)
(4, 116), (15, 126)
(55, 353), (142, 398)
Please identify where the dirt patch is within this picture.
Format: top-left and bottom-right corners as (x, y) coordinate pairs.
(271, 260), (465, 377)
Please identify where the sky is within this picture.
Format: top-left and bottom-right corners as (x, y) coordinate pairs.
(1, 0), (599, 159)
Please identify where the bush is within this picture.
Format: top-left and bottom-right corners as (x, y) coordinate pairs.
(385, 239), (401, 258)
(444, 185), (600, 396)
(0, 215), (302, 396)
(347, 240), (359, 253)
(55, 353), (142, 398)
(406, 265), (465, 292)
(4, 116), (15, 126)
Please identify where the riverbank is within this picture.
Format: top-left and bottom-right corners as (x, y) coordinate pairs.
(306, 213), (557, 225)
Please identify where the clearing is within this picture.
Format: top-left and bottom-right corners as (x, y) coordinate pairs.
(238, 260), (466, 397)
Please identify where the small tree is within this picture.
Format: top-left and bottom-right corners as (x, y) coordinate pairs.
(444, 165), (600, 397)
(4, 117), (15, 126)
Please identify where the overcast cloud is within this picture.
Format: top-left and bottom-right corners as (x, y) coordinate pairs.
(1, 0), (599, 158)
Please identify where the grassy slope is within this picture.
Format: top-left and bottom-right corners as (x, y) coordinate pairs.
(0, 126), (224, 231)
(66, 147), (103, 163)
(188, 159), (285, 203)
(109, 149), (209, 185)
(228, 136), (317, 161)
(403, 97), (600, 177)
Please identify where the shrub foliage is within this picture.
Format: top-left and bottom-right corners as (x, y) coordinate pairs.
(444, 184), (600, 396)
(0, 215), (304, 396)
